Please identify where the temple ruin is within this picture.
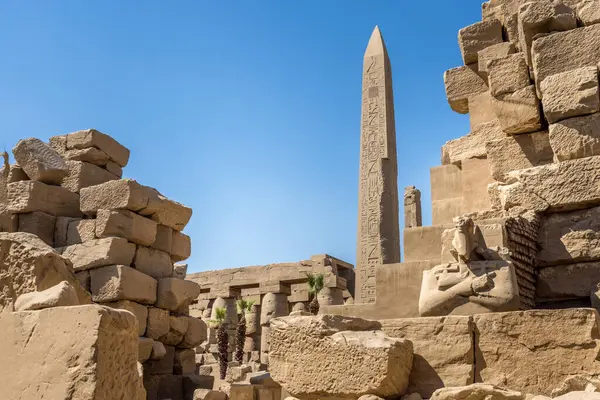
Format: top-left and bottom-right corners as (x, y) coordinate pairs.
(3, 1), (600, 399)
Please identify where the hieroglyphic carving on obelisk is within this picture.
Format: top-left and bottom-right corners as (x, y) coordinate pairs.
(355, 26), (400, 304)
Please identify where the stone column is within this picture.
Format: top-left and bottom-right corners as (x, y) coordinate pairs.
(210, 297), (237, 361)
(318, 287), (344, 306)
(244, 304), (259, 363)
(259, 292), (288, 365)
(404, 186), (423, 228)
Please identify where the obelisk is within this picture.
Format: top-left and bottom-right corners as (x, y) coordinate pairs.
(355, 26), (400, 304)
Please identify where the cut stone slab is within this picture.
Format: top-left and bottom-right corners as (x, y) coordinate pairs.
(17, 211), (55, 246)
(133, 246), (173, 278)
(90, 264), (157, 305)
(179, 316), (207, 349)
(159, 315), (188, 346)
(380, 317), (473, 398)
(442, 120), (506, 165)
(474, 309), (600, 395)
(149, 195), (193, 232)
(14, 280), (79, 311)
(7, 180), (82, 217)
(151, 224), (173, 253)
(430, 384), (523, 400)
(538, 206), (600, 266)
(550, 113), (600, 162)
(61, 160), (118, 193)
(577, 0), (600, 26)
(537, 263), (600, 300)
(103, 299), (149, 336)
(50, 134), (110, 166)
(80, 178), (160, 216)
(171, 230), (191, 262)
(444, 65), (489, 114)
(65, 129), (130, 167)
(0, 304), (144, 400)
(532, 24), (600, 93)
(12, 137), (68, 184)
(155, 278), (201, 311)
(106, 160), (123, 177)
(61, 237), (136, 271)
(458, 19), (503, 65)
(541, 66), (600, 124)
(492, 85), (542, 135)
(0, 232), (90, 312)
(478, 42), (516, 76)
(66, 219), (96, 245)
(95, 209), (157, 246)
(269, 314), (413, 400)
(139, 337), (154, 363)
(487, 53), (530, 97)
(146, 306), (171, 340)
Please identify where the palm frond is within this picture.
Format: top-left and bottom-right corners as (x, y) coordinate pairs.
(306, 272), (325, 294)
(214, 307), (227, 323)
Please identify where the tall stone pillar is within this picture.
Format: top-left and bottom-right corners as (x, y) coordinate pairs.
(259, 292), (288, 365)
(355, 26), (400, 304)
(404, 186), (422, 228)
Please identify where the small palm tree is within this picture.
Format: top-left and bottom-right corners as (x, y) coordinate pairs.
(306, 272), (325, 315)
(209, 307), (229, 379)
(234, 299), (255, 364)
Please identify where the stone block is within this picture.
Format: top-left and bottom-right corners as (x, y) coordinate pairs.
(380, 316), (473, 398)
(75, 270), (91, 292)
(66, 218), (96, 245)
(430, 164), (462, 202)
(0, 304), (144, 400)
(174, 348), (196, 375)
(537, 263), (600, 300)
(173, 263), (188, 279)
(152, 224), (173, 253)
(106, 160), (123, 177)
(460, 158), (494, 214)
(485, 131), (553, 181)
(458, 19), (503, 65)
(149, 196), (193, 232)
(65, 129), (130, 167)
(147, 306), (171, 340)
(532, 25), (600, 93)
(155, 278), (201, 311)
(541, 66), (600, 124)
(80, 178), (159, 216)
(96, 209), (157, 246)
(444, 65), (489, 114)
(133, 246), (173, 278)
(7, 164), (29, 183)
(432, 198), (463, 225)
(61, 160), (118, 193)
(180, 316), (207, 349)
(144, 344), (175, 375)
(172, 230), (191, 262)
(14, 280), (79, 311)
(474, 309), (600, 395)
(90, 264), (157, 304)
(139, 337), (154, 363)
(491, 85), (542, 135)
(468, 91), (497, 129)
(12, 137), (68, 185)
(54, 216), (79, 247)
(442, 120), (506, 165)
(160, 315), (189, 346)
(0, 209), (18, 233)
(477, 42), (516, 76)
(269, 315), (413, 399)
(577, 0), (600, 26)
(550, 112), (600, 162)
(230, 385), (255, 400)
(17, 211), (55, 246)
(150, 340), (167, 361)
(183, 375), (215, 398)
(7, 181), (82, 218)
(487, 54), (530, 97)
(61, 237), (136, 271)
(103, 299), (149, 336)
(538, 206), (600, 266)
(430, 384), (523, 400)
(404, 226), (448, 263)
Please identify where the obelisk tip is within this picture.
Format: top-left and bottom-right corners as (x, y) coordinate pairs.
(365, 25), (386, 57)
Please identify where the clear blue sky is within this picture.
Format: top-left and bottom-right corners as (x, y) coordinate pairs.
(0, 1), (482, 273)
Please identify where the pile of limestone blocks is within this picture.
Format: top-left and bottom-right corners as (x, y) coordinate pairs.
(441, 0), (600, 309)
(0, 129), (211, 400)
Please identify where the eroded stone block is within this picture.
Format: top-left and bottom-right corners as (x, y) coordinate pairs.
(155, 278), (201, 311)
(134, 246), (173, 278)
(61, 160), (118, 193)
(487, 54), (530, 97)
(61, 237), (136, 271)
(17, 211), (55, 246)
(478, 42), (516, 76)
(65, 129), (130, 167)
(458, 19), (503, 65)
(577, 0), (600, 26)
(147, 306), (171, 340)
(151, 224), (173, 253)
(442, 120), (506, 164)
(90, 264), (157, 304)
(171, 230), (191, 262)
(103, 299), (149, 336)
(444, 65), (489, 114)
(7, 181), (82, 218)
(66, 219), (96, 245)
(12, 138), (68, 185)
(491, 85), (542, 134)
(96, 209), (157, 246)
(550, 112), (600, 162)
(537, 263), (600, 300)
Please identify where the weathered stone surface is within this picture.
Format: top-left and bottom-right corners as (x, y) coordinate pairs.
(537, 263), (600, 300)
(0, 304), (144, 400)
(174, 348), (196, 375)
(172, 230), (191, 262)
(487, 54), (530, 97)
(173, 263), (188, 280)
(65, 129), (130, 167)
(150, 339), (167, 360)
(150, 196), (193, 232)
(442, 120), (506, 165)
(541, 66), (600, 124)
(474, 309), (600, 395)
(134, 246), (173, 278)
(50, 135), (110, 166)
(430, 384), (523, 400)
(555, 393), (600, 400)
(90, 264), (157, 304)
(160, 315), (189, 346)
(80, 178), (159, 215)
(532, 25), (600, 91)
(7, 181), (82, 217)
(468, 91), (497, 129)
(0, 232), (89, 312)
(61, 160), (118, 193)
(155, 278), (201, 311)
(66, 218), (96, 245)
(151, 224), (173, 253)
(550, 113), (600, 162)
(492, 85), (542, 135)
(478, 42), (516, 76)
(103, 299), (149, 336)
(578, 0), (600, 26)
(552, 375), (600, 397)
(269, 314), (413, 400)
(7, 164), (29, 183)
(194, 389), (227, 400)
(180, 316), (207, 348)
(444, 65), (489, 114)
(538, 206), (600, 266)
(458, 19), (503, 65)
(147, 306), (171, 340)
(14, 280), (79, 311)
(61, 237), (136, 271)
(17, 211), (55, 246)
(139, 337), (154, 363)
(12, 137), (68, 184)
(461, 158), (495, 214)
(485, 131), (553, 181)
(96, 209), (157, 246)
(75, 270), (91, 292)
(144, 344), (175, 375)
(492, 156), (600, 212)
(380, 317), (473, 398)
(54, 216), (79, 247)
(261, 292), (289, 325)
(489, 181), (550, 212)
